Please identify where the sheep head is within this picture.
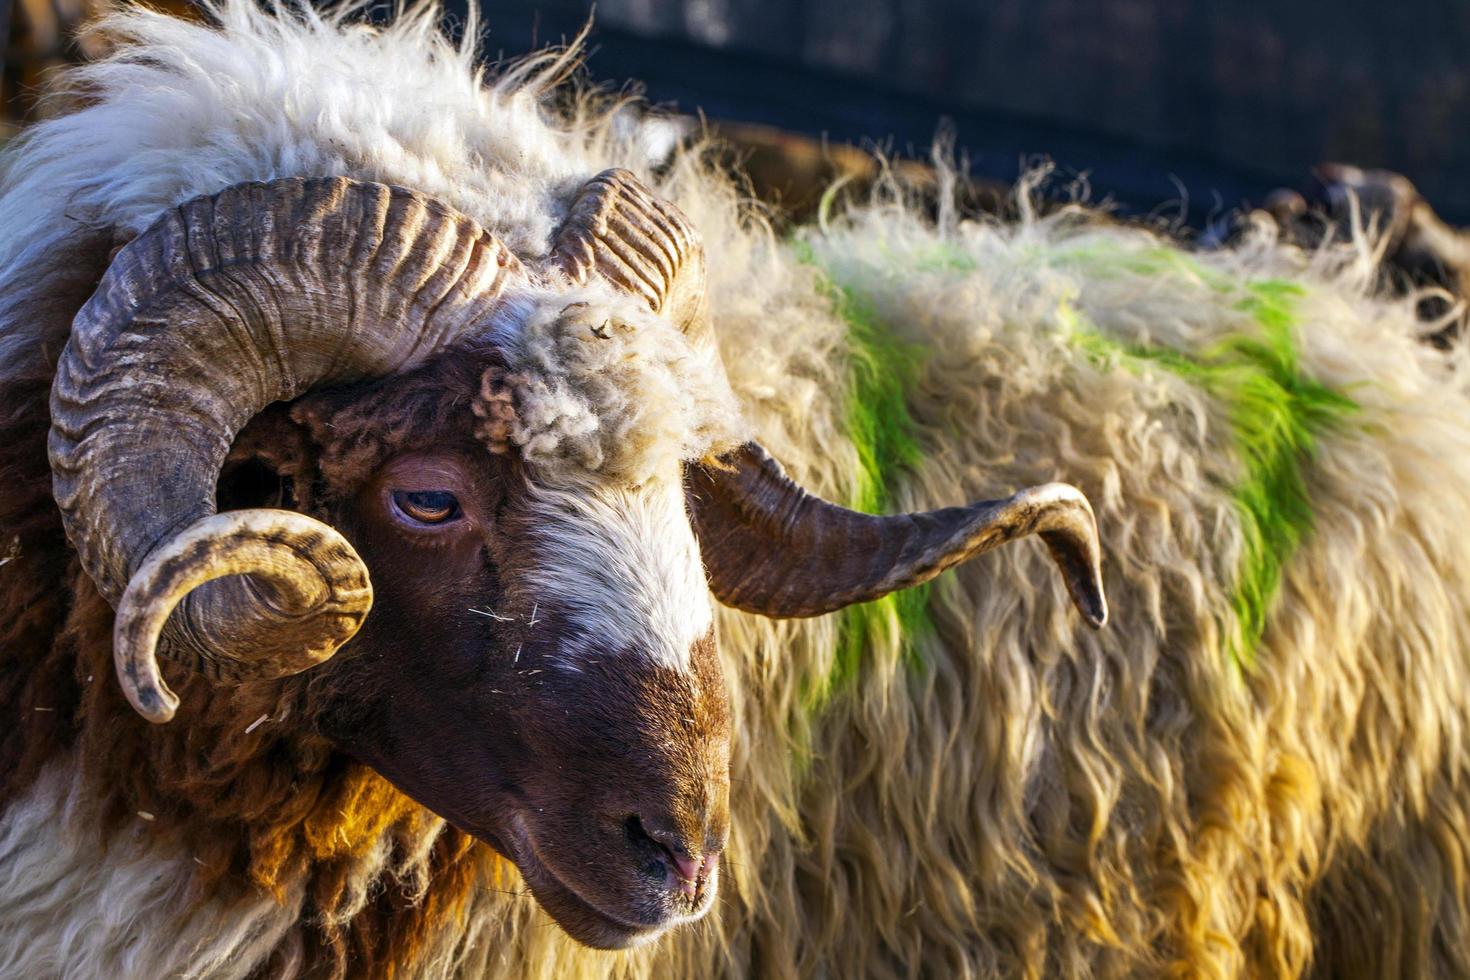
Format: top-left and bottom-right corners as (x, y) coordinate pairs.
(47, 171), (1106, 948)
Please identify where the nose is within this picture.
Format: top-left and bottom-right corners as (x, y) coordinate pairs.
(628, 814), (725, 899)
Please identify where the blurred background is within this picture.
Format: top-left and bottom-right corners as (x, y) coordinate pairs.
(5, 0), (1469, 227)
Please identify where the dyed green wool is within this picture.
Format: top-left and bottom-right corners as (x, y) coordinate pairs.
(809, 235), (1357, 685)
(1064, 275), (1357, 667)
(792, 240), (934, 707)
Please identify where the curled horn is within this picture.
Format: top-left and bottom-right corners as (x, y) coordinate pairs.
(688, 444), (1108, 626)
(50, 177), (527, 722)
(544, 170), (1108, 627)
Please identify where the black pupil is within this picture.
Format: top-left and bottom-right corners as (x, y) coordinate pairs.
(396, 490), (459, 523)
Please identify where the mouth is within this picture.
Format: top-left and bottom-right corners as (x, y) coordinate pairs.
(495, 814), (692, 949)
(360, 757), (715, 948)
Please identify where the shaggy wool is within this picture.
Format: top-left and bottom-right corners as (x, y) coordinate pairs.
(472, 282), (747, 484)
(1, 3), (1469, 978)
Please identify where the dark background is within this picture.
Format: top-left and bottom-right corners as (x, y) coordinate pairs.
(452, 0), (1470, 226)
(5, 0), (1468, 225)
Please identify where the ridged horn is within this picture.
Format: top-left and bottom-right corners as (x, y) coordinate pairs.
(547, 168), (709, 340)
(50, 177), (527, 722)
(687, 443), (1108, 626)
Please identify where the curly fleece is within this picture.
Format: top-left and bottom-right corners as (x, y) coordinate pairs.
(473, 285), (746, 484)
(2, 3), (1470, 979)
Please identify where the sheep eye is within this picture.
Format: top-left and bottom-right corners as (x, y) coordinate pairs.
(391, 490), (462, 526)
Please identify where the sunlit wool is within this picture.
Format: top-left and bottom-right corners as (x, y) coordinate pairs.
(1, 2), (1469, 977)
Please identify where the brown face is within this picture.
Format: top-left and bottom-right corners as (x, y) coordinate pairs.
(303, 443), (731, 949)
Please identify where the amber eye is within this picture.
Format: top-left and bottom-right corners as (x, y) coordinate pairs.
(391, 490), (462, 526)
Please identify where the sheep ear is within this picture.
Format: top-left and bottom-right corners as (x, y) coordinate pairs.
(686, 443), (1108, 627)
(219, 405), (319, 511)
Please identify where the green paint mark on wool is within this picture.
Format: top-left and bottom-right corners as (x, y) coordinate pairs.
(1063, 244), (1220, 284)
(1064, 279), (1357, 667)
(793, 240), (935, 709)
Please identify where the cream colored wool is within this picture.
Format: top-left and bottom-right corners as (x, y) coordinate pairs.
(1, 3), (1469, 978)
(0, 760), (305, 979)
(473, 285), (747, 483)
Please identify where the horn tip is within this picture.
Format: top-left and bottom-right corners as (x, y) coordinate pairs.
(1022, 482), (1108, 630)
(1079, 589), (1109, 630)
(118, 664), (180, 724)
(134, 693), (179, 725)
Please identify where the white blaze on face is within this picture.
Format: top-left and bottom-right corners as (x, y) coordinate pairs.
(521, 466), (713, 672)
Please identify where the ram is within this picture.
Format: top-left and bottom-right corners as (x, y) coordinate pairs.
(0, 4), (1465, 979)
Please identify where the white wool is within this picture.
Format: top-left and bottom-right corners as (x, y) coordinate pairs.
(0, 2), (616, 264)
(0, 761), (304, 979)
(518, 470), (715, 672)
(475, 285), (747, 485)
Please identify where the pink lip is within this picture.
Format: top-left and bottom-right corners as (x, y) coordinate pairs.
(670, 852), (704, 897)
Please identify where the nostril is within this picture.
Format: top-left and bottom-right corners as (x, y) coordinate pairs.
(624, 814), (655, 849)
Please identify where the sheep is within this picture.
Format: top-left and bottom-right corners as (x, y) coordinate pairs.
(0, 2), (1106, 976)
(1254, 164), (1470, 346)
(0, 4), (1467, 979)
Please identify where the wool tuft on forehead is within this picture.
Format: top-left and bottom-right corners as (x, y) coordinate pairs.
(473, 286), (748, 485)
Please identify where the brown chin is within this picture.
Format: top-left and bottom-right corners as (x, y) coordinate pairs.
(496, 818), (671, 950)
